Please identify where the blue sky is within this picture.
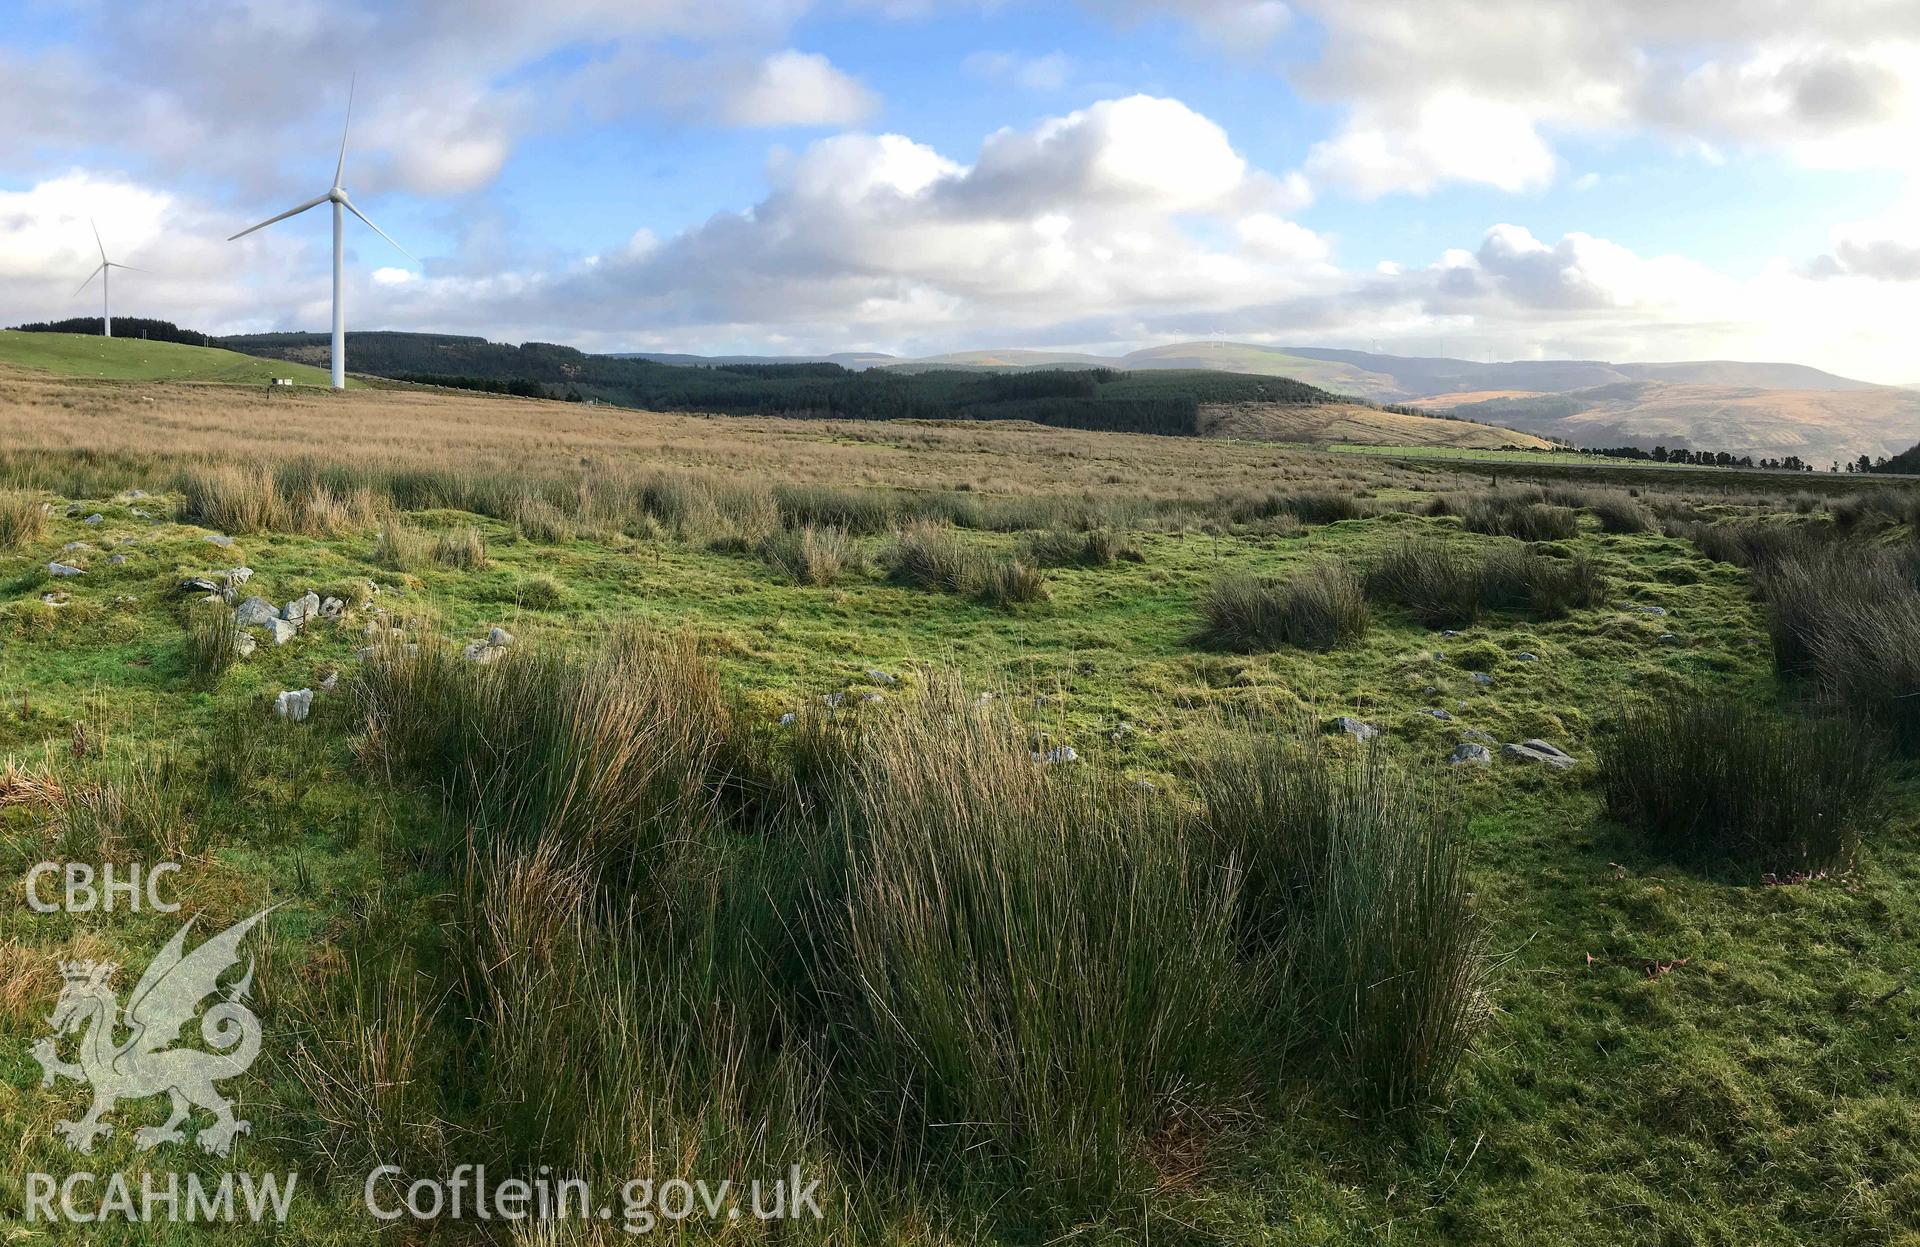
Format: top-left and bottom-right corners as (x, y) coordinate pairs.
(3, 1), (1917, 379)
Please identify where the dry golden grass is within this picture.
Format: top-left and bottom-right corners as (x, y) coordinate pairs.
(0, 367), (1437, 503)
(1201, 401), (1556, 450)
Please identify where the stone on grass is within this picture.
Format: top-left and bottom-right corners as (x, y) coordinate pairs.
(319, 597), (345, 620)
(1463, 728), (1496, 744)
(49, 562), (85, 577)
(1515, 651), (1538, 662)
(85, 514), (103, 525)
(1033, 745), (1079, 764)
(226, 567), (253, 587)
(822, 692), (845, 708)
(487, 626), (513, 646)
(462, 639), (505, 663)
(204, 534), (235, 548)
(234, 634), (257, 658)
(860, 691), (886, 704)
(63, 541), (91, 552)
(1421, 708), (1453, 721)
(1658, 633), (1679, 645)
(864, 668), (897, 685)
(1333, 716), (1380, 741)
(1448, 742), (1492, 766)
(234, 596), (278, 628)
(319, 671), (338, 693)
(274, 689), (313, 722)
(1470, 671), (1494, 686)
(109, 554), (128, 566)
(262, 617), (297, 646)
(1501, 739), (1577, 770)
(778, 712), (797, 726)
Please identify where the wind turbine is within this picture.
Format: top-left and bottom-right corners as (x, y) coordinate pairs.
(228, 80), (415, 389)
(76, 220), (144, 338)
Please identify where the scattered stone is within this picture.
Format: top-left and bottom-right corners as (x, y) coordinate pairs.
(319, 596), (345, 620)
(1130, 779), (1158, 794)
(1448, 743), (1493, 766)
(284, 591), (322, 628)
(273, 689), (313, 722)
(778, 711), (798, 726)
(864, 668), (897, 685)
(822, 692), (845, 708)
(226, 567), (253, 587)
(1439, 629), (1460, 637)
(234, 597), (278, 628)
(973, 691), (995, 705)
(1515, 651), (1538, 662)
(1463, 728), (1497, 744)
(1501, 739), (1577, 770)
(1333, 716), (1380, 741)
(48, 562), (85, 577)
(262, 617), (297, 646)
(1421, 708), (1453, 720)
(125, 489), (146, 499)
(130, 508), (149, 519)
(84, 514), (103, 525)
(63, 541), (91, 552)
(319, 670), (338, 692)
(234, 634), (257, 658)
(487, 626), (514, 646)
(356, 646), (376, 661)
(1470, 671), (1494, 686)
(859, 691), (886, 704)
(462, 639), (506, 663)
(1033, 745), (1079, 764)
(109, 554), (128, 565)
(204, 534), (235, 548)
(1109, 721), (1136, 742)
(1658, 633), (1679, 645)
(40, 592), (69, 606)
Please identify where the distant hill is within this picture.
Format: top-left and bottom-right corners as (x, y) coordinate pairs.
(1200, 401), (1555, 451)
(0, 330), (340, 386)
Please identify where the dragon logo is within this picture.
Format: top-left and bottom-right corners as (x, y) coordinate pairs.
(31, 907), (272, 1157)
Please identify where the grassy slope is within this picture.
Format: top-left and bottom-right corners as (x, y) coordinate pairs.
(3, 464), (1918, 1241)
(1204, 401), (1558, 451)
(0, 331), (342, 386)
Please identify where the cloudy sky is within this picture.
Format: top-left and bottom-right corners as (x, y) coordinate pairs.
(4, 1), (1918, 380)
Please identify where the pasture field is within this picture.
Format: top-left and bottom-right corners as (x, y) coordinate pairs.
(2, 373), (1919, 1245)
(0, 332), (342, 386)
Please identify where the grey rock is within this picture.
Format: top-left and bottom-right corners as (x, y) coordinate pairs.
(48, 562), (85, 577)
(462, 639), (505, 663)
(487, 626), (514, 646)
(1448, 743), (1493, 766)
(1515, 651), (1538, 662)
(225, 567), (253, 587)
(1333, 716), (1380, 741)
(1439, 629), (1460, 637)
(1032, 745), (1079, 764)
(1470, 671), (1494, 685)
(1130, 779), (1158, 794)
(1421, 708), (1453, 720)
(860, 691), (886, 704)
(40, 592), (69, 606)
(204, 534), (235, 548)
(1501, 739), (1577, 770)
(1658, 632), (1679, 644)
(63, 541), (91, 552)
(234, 634), (257, 658)
(973, 691), (996, 705)
(1463, 728), (1497, 744)
(821, 692), (845, 708)
(319, 671), (338, 693)
(262, 617), (297, 646)
(319, 596), (345, 620)
(125, 489), (146, 499)
(864, 668), (897, 685)
(284, 591), (321, 627)
(109, 554), (128, 565)
(273, 689), (313, 722)
(778, 711), (797, 726)
(234, 597), (278, 628)
(84, 514), (103, 525)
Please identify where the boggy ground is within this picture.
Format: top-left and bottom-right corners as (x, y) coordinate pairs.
(1, 378), (1918, 1245)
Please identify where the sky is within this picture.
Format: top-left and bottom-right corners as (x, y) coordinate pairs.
(2, 1), (1918, 381)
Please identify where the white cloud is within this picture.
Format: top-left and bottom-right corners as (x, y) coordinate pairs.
(1306, 93), (1557, 197)
(962, 50), (1074, 91)
(371, 267), (415, 285)
(719, 50), (880, 127)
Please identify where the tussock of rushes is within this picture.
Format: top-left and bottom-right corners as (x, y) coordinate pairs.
(759, 525), (857, 586)
(1761, 546), (1920, 742)
(829, 681), (1249, 1206)
(1367, 538), (1606, 626)
(432, 525), (488, 570)
(373, 517), (430, 571)
(185, 600), (243, 688)
(1463, 492), (1579, 541)
(0, 490), (45, 549)
(881, 522), (981, 593)
(0, 756), (64, 807)
(1188, 737), (1487, 1115)
(1601, 700), (1886, 873)
(513, 495), (574, 544)
(178, 462), (282, 533)
(1589, 491), (1653, 534)
(977, 557), (1048, 607)
(1199, 562), (1369, 652)
(1021, 528), (1142, 567)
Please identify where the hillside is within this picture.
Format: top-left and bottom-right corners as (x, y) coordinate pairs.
(1200, 400), (1556, 450)
(1447, 380), (1920, 465)
(0, 330), (340, 386)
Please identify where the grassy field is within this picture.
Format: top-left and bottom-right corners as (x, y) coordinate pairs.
(0, 331), (343, 386)
(1205, 404), (1556, 451)
(2, 374), (1919, 1244)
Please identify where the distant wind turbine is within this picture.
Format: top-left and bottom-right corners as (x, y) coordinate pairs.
(228, 79), (415, 390)
(76, 220), (144, 338)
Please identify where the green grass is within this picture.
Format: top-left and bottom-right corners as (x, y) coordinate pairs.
(0, 330), (345, 386)
(2, 459), (1918, 1244)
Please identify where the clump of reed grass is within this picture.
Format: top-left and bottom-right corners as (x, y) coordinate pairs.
(1021, 528), (1143, 567)
(1463, 493), (1579, 541)
(1600, 700), (1885, 874)
(0, 491), (46, 549)
(976, 557), (1049, 607)
(513, 495), (574, 544)
(880, 522), (981, 593)
(373, 517), (431, 571)
(760, 525), (857, 586)
(431, 525), (488, 570)
(1589, 491), (1653, 534)
(1199, 562), (1370, 652)
(185, 600), (243, 688)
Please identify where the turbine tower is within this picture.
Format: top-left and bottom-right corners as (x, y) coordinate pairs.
(76, 221), (143, 338)
(228, 80), (415, 389)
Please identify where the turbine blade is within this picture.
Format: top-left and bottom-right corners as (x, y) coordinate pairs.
(228, 194), (330, 241)
(342, 198), (417, 264)
(334, 74), (355, 189)
(91, 218), (107, 264)
(75, 264), (105, 296)
(108, 263), (150, 273)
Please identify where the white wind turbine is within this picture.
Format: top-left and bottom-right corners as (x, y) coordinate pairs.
(76, 220), (145, 338)
(228, 81), (415, 389)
